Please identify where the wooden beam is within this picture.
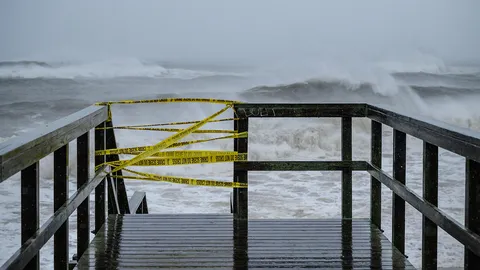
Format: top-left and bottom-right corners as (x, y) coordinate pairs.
(0, 106), (108, 182)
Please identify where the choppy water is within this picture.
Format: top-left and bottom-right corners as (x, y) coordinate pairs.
(1, 57), (479, 269)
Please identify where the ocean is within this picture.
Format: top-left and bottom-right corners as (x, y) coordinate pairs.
(1, 57), (480, 269)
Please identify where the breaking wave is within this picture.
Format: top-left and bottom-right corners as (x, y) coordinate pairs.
(0, 61), (52, 68)
(0, 58), (245, 80)
(243, 78), (480, 99)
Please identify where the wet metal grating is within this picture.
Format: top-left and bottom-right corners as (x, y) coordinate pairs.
(74, 214), (416, 269)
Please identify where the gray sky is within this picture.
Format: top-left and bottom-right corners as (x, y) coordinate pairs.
(1, 0), (479, 64)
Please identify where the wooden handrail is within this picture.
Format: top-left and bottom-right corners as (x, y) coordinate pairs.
(0, 105), (108, 182)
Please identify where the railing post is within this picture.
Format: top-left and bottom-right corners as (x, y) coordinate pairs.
(465, 159), (480, 269)
(234, 115), (248, 219)
(232, 114), (238, 214)
(77, 132), (90, 260)
(21, 162), (40, 270)
(105, 119), (130, 214)
(94, 122), (106, 233)
(107, 174), (121, 214)
(141, 195), (149, 214)
(233, 107), (249, 269)
(54, 144), (69, 270)
(371, 120), (382, 229)
(341, 117), (352, 219)
(393, 130), (406, 254)
(422, 142), (438, 270)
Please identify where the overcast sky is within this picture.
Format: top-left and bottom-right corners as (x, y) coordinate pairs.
(1, 0), (479, 64)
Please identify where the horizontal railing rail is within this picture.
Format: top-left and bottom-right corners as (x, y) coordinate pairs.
(0, 105), (108, 182)
(367, 104), (480, 163)
(234, 103), (367, 118)
(366, 163), (480, 257)
(234, 161), (369, 171)
(232, 103), (480, 270)
(0, 167), (107, 270)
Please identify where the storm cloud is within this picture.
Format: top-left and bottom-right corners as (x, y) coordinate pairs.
(0, 0), (479, 64)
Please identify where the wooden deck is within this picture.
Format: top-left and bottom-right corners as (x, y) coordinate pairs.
(74, 214), (415, 269)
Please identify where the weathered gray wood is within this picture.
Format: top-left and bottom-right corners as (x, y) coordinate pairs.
(367, 104), (480, 163)
(342, 117), (353, 219)
(234, 117), (248, 219)
(234, 161), (368, 171)
(129, 191), (148, 214)
(0, 105), (108, 182)
(76, 132), (90, 260)
(234, 103), (367, 118)
(74, 215), (415, 269)
(232, 112), (238, 215)
(465, 159), (480, 269)
(422, 142), (438, 270)
(0, 167), (107, 270)
(233, 113), (248, 270)
(106, 174), (120, 214)
(94, 122), (106, 234)
(54, 145), (69, 270)
(367, 163), (480, 257)
(393, 130), (406, 254)
(20, 162), (40, 270)
(105, 120), (130, 214)
(371, 120), (382, 229)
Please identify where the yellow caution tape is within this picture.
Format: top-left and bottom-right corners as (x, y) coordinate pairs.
(98, 126), (237, 134)
(95, 98), (242, 106)
(166, 132), (246, 149)
(100, 153), (247, 169)
(125, 150), (238, 158)
(99, 118), (240, 128)
(114, 168), (247, 188)
(92, 97), (247, 188)
(95, 131), (247, 156)
(110, 105), (231, 173)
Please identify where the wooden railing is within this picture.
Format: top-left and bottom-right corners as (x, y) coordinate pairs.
(232, 103), (480, 270)
(1, 102), (479, 269)
(0, 105), (148, 270)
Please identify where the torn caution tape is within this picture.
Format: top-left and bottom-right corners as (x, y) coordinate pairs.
(94, 97), (248, 188)
(124, 150), (241, 158)
(95, 132), (247, 156)
(97, 126), (237, 134)
(112, 168), (247, 188)
(98, 117), (239, 128)
(97, 152), (247, 170)
(95, 97), (242, 106)
(110, 105), (231, 173)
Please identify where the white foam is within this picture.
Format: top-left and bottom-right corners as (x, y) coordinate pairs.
(372, 51), (446, 73)
(248, 58), (455, 99)
(1, 56), (479, 269)
(0, 58), (243, 80)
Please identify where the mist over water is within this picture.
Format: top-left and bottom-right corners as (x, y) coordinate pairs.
(1, 1), (480, 269)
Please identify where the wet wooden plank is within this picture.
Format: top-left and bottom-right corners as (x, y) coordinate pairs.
(75, 214), (415, 269)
